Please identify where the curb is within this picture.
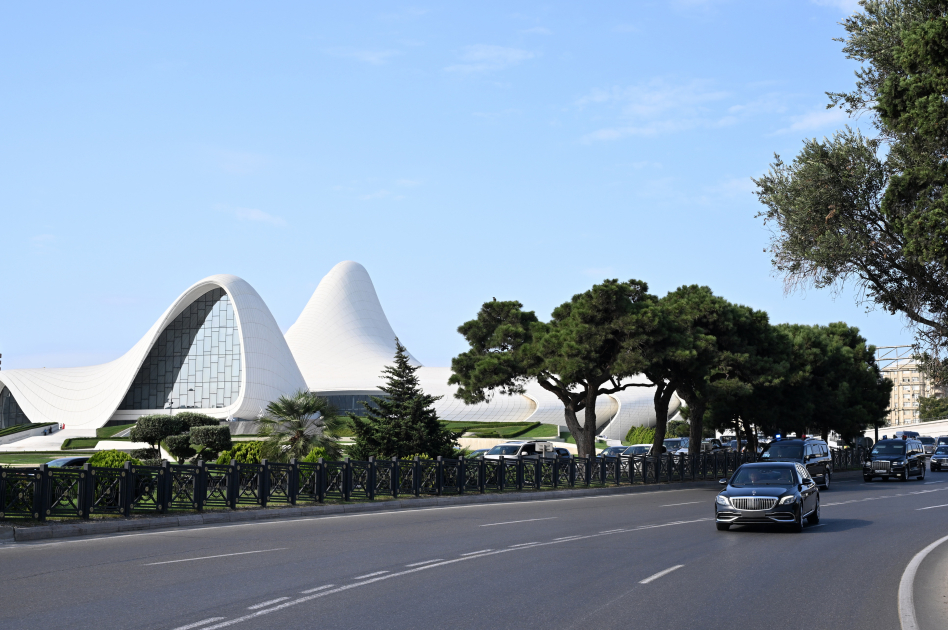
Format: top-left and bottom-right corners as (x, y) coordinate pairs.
(1, 480), (722, 543)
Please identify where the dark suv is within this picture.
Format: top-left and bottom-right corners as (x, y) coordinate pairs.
(760, 437), (833, 490)
(864, 438), (926, 482)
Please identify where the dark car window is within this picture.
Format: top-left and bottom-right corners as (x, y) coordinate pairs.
(872, 442), (906, 455)
(820, 445), (828, 457)
(936, 447), (948, 455)
(938, 438), (948, 446)
(920, 437), (935, 445)
(487, 445), (520, 456)
(762, 443), (803, 459)
(521, 444), (535, 456)
(731, 467), (796, 486)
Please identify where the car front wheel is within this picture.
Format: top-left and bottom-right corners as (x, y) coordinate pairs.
(918, 464), (926, 481)
(863, 475), (872, 482)
(821, 470), (831, 490)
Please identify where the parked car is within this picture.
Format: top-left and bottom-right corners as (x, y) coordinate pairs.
(45, 456), (89, 468)
(919, 436), (936, 455)
(599, 446), (629, 458)
(482, 440), (559, 460)
(553, 447), (572, 459)
(663, 437), (690, 454)
(622, 443), (665, 456)
(864, 438), (926, 482)
(760, 437), (833, 490)
(714, 462), (820, 532)
(930, 446), (948, 471)
(467, 449), (489, 458)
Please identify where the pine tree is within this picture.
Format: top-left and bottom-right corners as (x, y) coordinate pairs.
(349, 339), (460, 459)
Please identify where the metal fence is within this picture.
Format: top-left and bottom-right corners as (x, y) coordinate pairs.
(0, 448), (862, 522)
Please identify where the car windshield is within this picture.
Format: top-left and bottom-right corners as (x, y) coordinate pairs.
(762, 443), (803, 459)
(872, 442), (906, 455)
(920, 437), (935, 445)
(939, 438), (948, 445)
(730, 466), (796, 486)
(935, 447), (948, 455)
(486, 445), (520, 456)
(663, 438), (689, 449)
(623, 445), (650, 455)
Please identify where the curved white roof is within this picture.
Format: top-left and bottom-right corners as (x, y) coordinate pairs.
(0, 275), (306, 430)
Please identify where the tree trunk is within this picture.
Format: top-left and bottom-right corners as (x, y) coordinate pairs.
(581, 390), (599, 459)
(650, 383), (677, 456)
(688, 398), (706, 457)
(562, 406), (590, 459)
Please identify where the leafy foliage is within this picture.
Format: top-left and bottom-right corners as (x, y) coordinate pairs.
(215, 441), (263, 464)
(258, 390), (344, 462)
(88, 450), (141, 468)
(920, 396), (948, 420)
(625, 425), (656, 445)
(300, 446), (327, 463)
(189, 425), (232, 462)
(129, 415), (184, 452)
(350, 340), (460, 460)
(450, 280), (655, 457)
(164, 434), (196, 464)
(756, 0), (948, 384)
(173, 412), (220, 431)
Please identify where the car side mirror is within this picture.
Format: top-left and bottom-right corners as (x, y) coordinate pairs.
(718, 478), (728, 485)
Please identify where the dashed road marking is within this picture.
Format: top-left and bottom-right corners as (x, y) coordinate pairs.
(639, 564), (684, 584)
(405, 559), (443, 567)
(247, 598), (288, 610)
(171, 619), (226, 630)
(144, 549), (287, 566)
(460, 549), (493, 556)
(660, 501), (702, 507)
(300, 585), (335, 594)
(352, 571), (388, 580)
(480, 517), (557, 527)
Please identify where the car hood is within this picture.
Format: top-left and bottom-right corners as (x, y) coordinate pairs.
(724, 486), (793, 498)
(760, 457), (803, 464)
(869, 455), (906, 462)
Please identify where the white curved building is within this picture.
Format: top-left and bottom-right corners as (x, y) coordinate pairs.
(0, 275), (306, 432)
(0, 262), (675, 441)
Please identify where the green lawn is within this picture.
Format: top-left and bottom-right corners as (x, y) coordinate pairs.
(444, 421), (558, 439)
(62, 438), (101, 450)
(0, 451), (95, 466)
(96, 423), (135, 438)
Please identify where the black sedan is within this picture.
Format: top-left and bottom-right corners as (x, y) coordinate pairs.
(715, 462), (820, 533)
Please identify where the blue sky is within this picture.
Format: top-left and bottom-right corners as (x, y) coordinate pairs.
(2, 0), (906, 371)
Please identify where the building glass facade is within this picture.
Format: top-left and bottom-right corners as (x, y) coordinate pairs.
(119, 288), (241, 411)
(320, 394), (383, 417)
(0, 386), (31, 429)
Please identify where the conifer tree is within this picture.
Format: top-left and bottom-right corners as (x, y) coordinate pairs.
(349, 339), (460, 459)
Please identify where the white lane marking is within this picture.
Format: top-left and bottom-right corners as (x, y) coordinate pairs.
(247, 598), (288, 610)
(824, 486), (948, 507)
(639, 564), (685, 584)
(405, 559), (443, 567)
(899, 533), (948, 630)
(195, 518), (709, 630)
(300, 584), (335, 594)
(480, 517), (557, 527)
(924, 481), (945, 485)
(460, 549), (493, 556)
(171, 619), (226, 630)
(352, 571), (388, 580)
(916, 504), (948, 511)
(555, 535), (583, 540)
(599, 529), (625, 534)
(143, 548), (287, 566)
(660, 501), (701, 507)
(509, 542), (541, 547)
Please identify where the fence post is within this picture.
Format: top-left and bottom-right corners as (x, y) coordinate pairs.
(260, 459), (269, 508)
(317, 458), (325, 503)
(227, 459), (238, 510)
(478, 457), (485, 494)
(391, 456), (399, 499)
(516, 455), (523, 491)
(80, 463), (92, 519)
(552, 456), (559, 489)
(413, 456), (421, 497)
(195, 460), (205, 512)
(367, 457), (376, 501)
(34, 464), (48, 521)
(534, 456), (541, 490)
(458, 456), (466, 494)
(289, 458), (298, 505)
(433, 456), (441, 496)
(342, 457), (351, 502)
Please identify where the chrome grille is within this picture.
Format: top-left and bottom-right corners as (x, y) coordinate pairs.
(731, 497), (777, 510)
(873, 461), (891, 472)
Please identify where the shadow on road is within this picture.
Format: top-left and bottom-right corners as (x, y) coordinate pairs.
(727, 518), (872, 535)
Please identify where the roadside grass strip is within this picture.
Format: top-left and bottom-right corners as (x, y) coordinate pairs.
(144, 549), (287, 566)
(639, 564), (685, 584)
(247, 598), (288, 610)
(181, 517), (711, 630)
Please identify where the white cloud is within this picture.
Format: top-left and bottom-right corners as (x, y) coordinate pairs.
(811, 0), (862, 13)
(30, 234), (55, 249)
(774, 107), (850, 134)
(326, 47), (401, 65)
(218, 205), (287, 227)
(445, 45), (537, 73)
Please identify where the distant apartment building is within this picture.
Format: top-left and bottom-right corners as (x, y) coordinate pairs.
(877, 346), (947, 426)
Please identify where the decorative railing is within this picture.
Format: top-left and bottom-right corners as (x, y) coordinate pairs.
(2, 449), (864, 522)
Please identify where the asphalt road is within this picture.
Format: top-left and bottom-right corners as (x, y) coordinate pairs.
(3, 472), (948, 630)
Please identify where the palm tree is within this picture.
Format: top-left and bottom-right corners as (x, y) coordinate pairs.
(258, 390), (344, 462)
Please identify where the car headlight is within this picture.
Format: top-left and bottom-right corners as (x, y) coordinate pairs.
(778, 495), (798, 505)
(715, 495), (730, 506)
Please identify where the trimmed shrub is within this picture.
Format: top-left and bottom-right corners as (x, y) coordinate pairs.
(190, 425), (232, 461)
(129, 415), (185, 451)
(132, 448), (159, 460)
(215, 441), (263, 465)
(173, 412), (220, 431)
(88, 450), (141, 468)
(625, 425), (656, 445)
(165, 434), (196, 464)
